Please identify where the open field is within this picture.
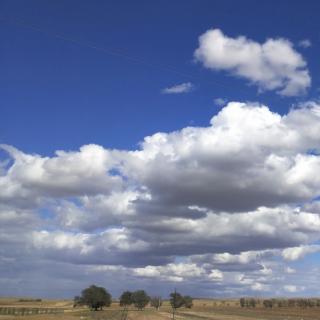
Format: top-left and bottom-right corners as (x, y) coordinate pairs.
(1, 298), (320, 320)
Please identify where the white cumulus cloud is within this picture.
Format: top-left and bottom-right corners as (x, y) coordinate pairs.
(1, 101), (320, 297)
(194, 29), (311, 96)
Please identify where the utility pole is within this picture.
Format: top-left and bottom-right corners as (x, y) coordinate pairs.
(120, 306), (128, 320)
(172, 288), (176, 320)
(155, 296), (161, 310)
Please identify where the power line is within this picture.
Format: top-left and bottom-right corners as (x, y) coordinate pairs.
(0, 15), (231, 90)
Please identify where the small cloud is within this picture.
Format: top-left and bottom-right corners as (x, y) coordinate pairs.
(208, 269), (223, 281)
(260, 265), (272, 275)
(251, 282), (268, 291)
(282, 245), (320, 261)
(162, 82), (194, 94)
(298, 39), (312, 48)
(284, 285), (298, 293)
(285, 266), (296, 274)
(214, 98), (228, 106)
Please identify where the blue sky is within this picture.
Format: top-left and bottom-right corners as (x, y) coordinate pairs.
(1, 0), (320, 298)
(2, 0), (320, 154)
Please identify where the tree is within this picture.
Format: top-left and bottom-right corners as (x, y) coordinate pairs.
(132, 290), (150, 310)
(170, 291), (184, 310)
(263, 299), (273, 308)
(170, 290), (184, 319)
(249, 298), (256, 308)
(240, 298), (245, 308)
(80, 285), (112, 311)
(120, 291), (133, 307)
(150, 296), (162, 310)
(182, 296), (193, 308)
(73, 296), (84, 308)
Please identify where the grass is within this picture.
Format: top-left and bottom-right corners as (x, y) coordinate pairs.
(1, 298), (320, 320)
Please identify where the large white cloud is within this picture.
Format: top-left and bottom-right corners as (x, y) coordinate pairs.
(1, 101), (320, 297)
(194, 29), (311, 96)
(123, 102), (320, 213)
(0, 144), (123, 207)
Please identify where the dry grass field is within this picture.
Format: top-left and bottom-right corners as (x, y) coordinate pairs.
(1, 297), (320, 320)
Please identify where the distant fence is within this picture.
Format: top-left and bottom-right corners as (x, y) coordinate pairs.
(239, 298), (320, 308)
(0, 307), (64, 316)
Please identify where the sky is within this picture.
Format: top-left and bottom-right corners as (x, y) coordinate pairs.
(1, 0), (320, 298)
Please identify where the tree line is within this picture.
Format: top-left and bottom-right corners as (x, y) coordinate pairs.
(240, 297), (320, 308)
(74, 285), (193, 311)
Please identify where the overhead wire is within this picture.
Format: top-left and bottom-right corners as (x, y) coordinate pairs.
(0, 15), (231, 90)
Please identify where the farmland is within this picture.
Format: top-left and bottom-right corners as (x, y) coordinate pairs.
(1, 297), (320, 320)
